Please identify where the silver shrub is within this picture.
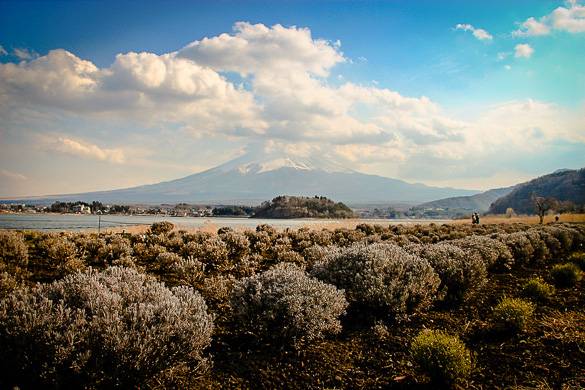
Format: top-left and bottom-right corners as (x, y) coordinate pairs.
(0, 266), (214, 388)
(498, 232), (535, 265)
(449, 235), (513, 270)
(405, 243), (487, 303)
(524, 229), (550, 262)
(231, 262), (348, 343)
(533, 229), (562, 258)
(311, 243), (440, 315)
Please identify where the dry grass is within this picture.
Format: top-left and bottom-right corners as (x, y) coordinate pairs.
(79, 214), (585, 234)
(454, 213), (585, 225)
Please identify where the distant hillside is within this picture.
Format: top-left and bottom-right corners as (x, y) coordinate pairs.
(252, 196), (354, 219)
(488, 168), (585, 214)
(419, 187), (514, 212)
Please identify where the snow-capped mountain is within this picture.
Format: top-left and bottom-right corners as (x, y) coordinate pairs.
(22, 151), (479, 204)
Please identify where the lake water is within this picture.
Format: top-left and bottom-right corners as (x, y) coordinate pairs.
(0, 213), (451, 231)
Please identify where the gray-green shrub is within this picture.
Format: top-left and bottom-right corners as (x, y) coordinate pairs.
(405, 243), (487, 304)
(0, 267), (213, 388)
(449, 235), (513, 270)
(231, 263), (347, 343)
(311, 243), (440, 315)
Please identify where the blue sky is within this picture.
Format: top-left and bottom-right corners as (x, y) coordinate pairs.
(0, 0), (584, 196)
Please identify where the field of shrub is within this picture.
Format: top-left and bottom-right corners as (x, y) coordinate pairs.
(0, 221), (584, 388)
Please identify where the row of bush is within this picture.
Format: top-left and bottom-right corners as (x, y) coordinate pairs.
(2, 222), (583, 287)
(0, 223), (583, 388)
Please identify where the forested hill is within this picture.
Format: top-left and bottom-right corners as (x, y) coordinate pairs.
(418, 186), (514, 212)
(488, 168), (585, 214)
(252, 196), (355, 219)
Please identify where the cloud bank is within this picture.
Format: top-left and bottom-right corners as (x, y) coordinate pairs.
(0, 22), (583, 192)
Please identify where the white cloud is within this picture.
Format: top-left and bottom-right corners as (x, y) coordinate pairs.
(13, 47), (38, 60)
(514, 1), (585, 36)
(455, 23), (493, 40)
(50, 137), (126, 164)
(0, 22), (583, 190)
(0, 169), (27, 181)
(514, 43), (534, 58)
(179, 22), (344, 77)
(0, 48), (265, 135)
(0, 45), (7, 56)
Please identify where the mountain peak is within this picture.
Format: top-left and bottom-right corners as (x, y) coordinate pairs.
(213, 149), (355, 175)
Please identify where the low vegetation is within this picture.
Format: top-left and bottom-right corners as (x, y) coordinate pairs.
(410, 329), (472, 385)
(522, 277), (555, 302)
(0, 221), (583, 388)
(550, 262), (582, 287)
(492, 297), (535, 333)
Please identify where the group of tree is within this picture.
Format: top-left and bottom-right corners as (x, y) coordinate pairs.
(252, 195), (355, 219)
(212, 205), (256, 217)
(48, 201), (130, 214)
(488, 168), (585, 217)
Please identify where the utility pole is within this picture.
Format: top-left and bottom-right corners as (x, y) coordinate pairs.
(98, 212), (101, 235)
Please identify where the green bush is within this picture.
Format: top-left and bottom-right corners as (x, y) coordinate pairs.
(0, 267), (213, 388)
(522, 277), (555, 302)
(410, 329), (472, 385)
(569, 252), (585, 271)
(550, 263), (582, 288)
(492, 297), (535, 333)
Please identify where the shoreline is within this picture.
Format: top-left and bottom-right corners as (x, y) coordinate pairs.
(1, 213), (584, 234)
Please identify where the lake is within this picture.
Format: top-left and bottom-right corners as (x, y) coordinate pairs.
(0, 213), (452, 231)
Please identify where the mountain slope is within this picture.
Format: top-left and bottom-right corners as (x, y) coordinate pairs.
(13, 152), (479, 204)
(418, 186), (514, 212)
(488, 168), (585, 214)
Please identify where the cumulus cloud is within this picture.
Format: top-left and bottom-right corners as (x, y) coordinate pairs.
(0, 48), (265, 134)
(455, 23), (493, 40)
(49, 137), (126, 164)
(13, 47), (38, 60)
(179, 22), (344, 77)
(515, 43), (534, 58)
(514, 1), (585, 36)
(0, 22), (582, 189)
